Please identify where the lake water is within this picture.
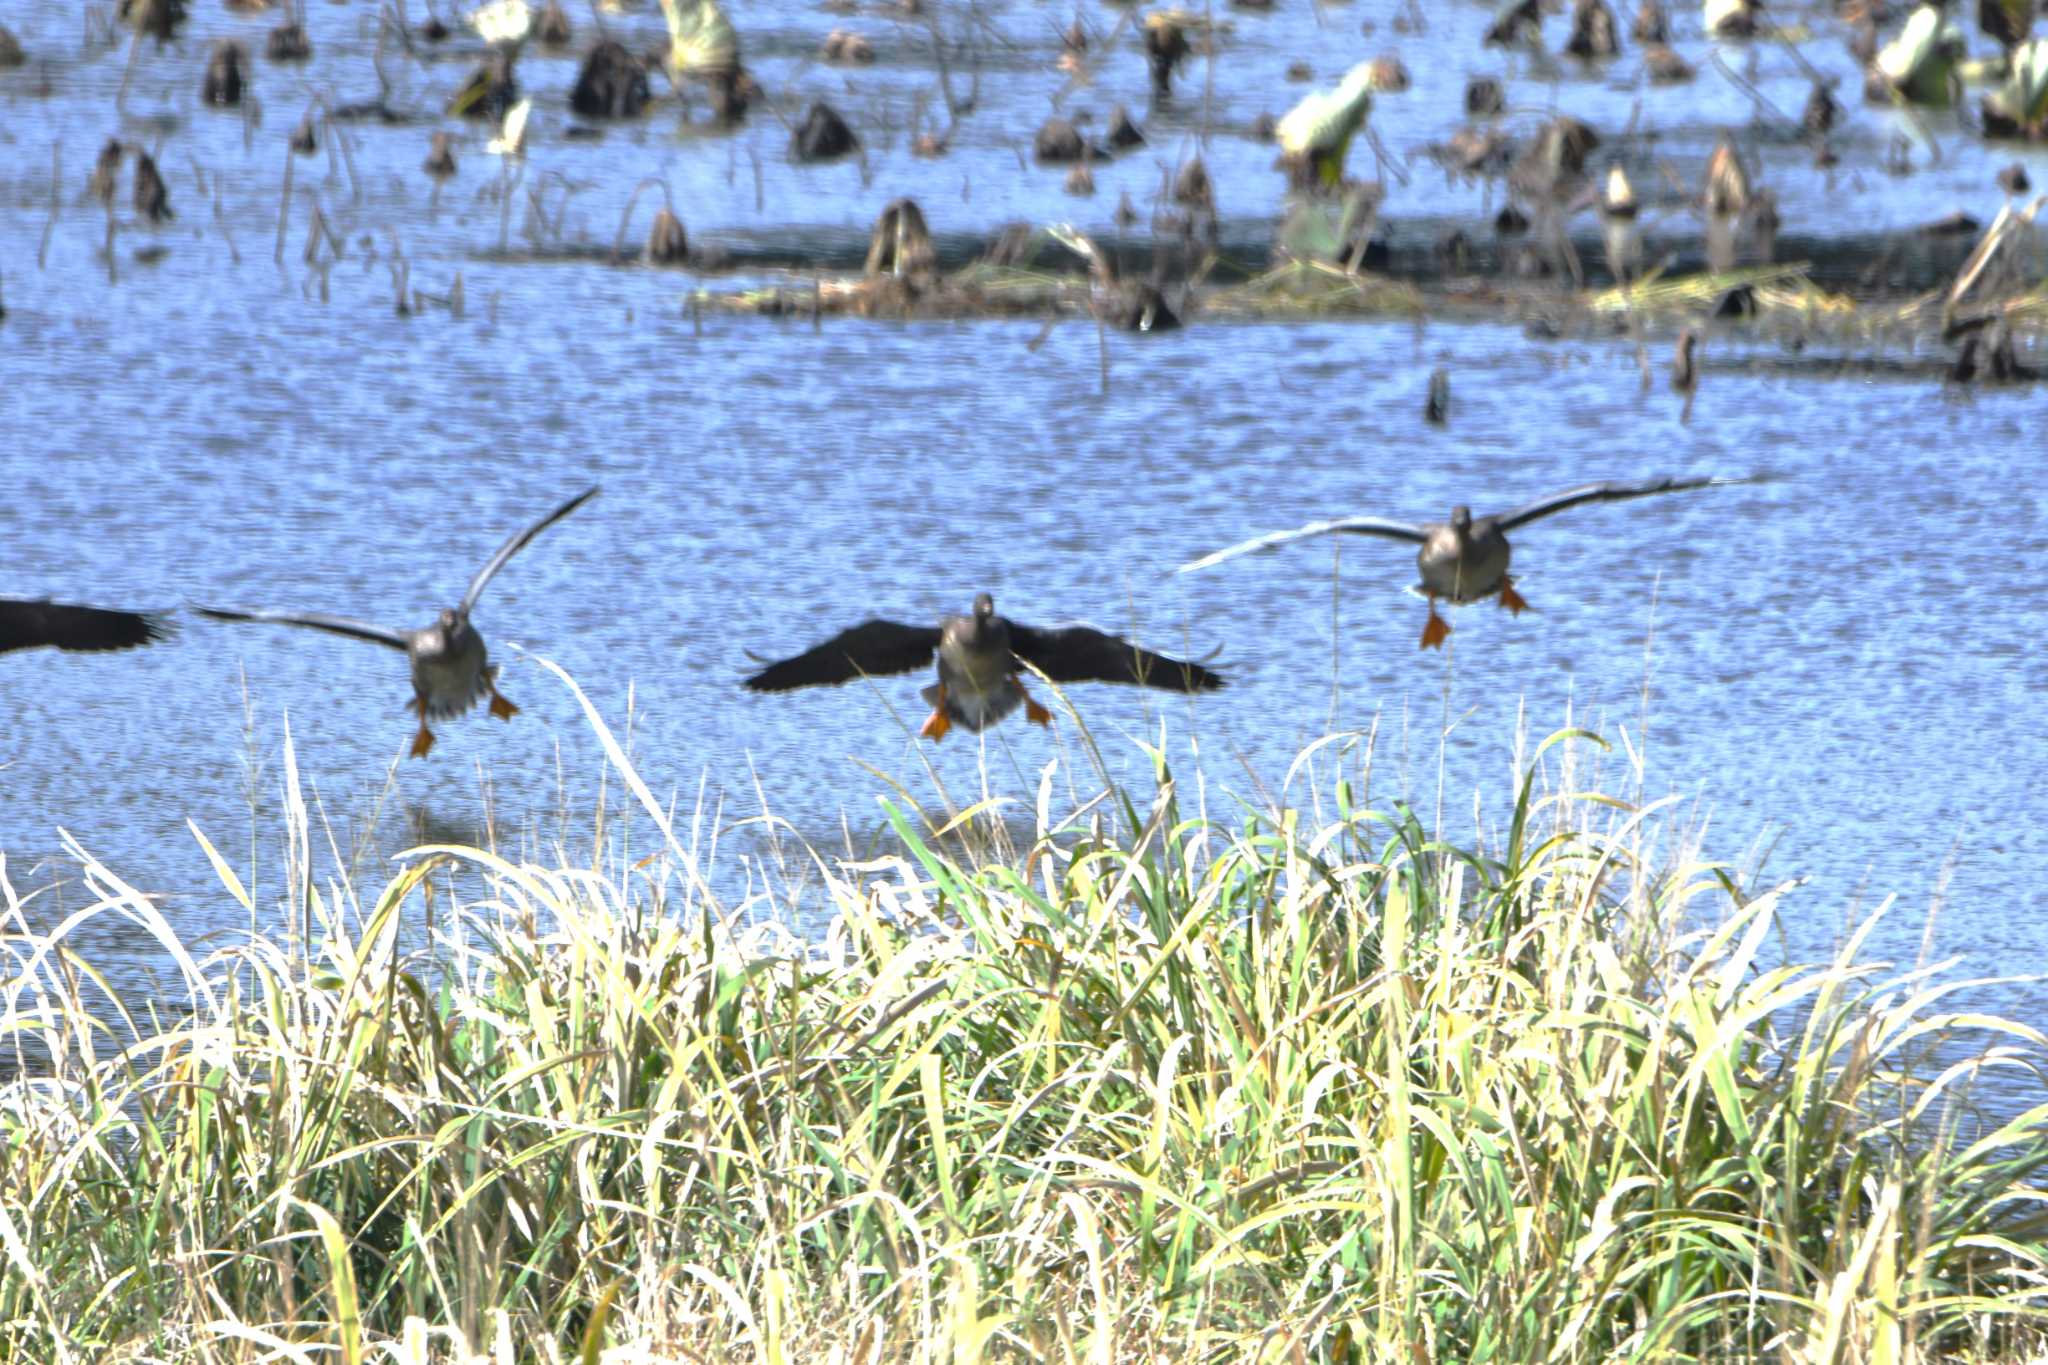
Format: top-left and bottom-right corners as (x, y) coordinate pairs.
(2, 0), (2045, 1022)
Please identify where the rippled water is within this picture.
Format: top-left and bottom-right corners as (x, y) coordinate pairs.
(3, 0), (2046, 1023)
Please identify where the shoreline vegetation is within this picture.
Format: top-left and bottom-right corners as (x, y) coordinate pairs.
(26, 0), (2048, 376)
(616, 198), (2047, 369)
(4, 674), (2048, 1361)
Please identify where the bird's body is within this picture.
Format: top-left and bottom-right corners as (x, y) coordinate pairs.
(1, 599), (172, 655)
(408, 610), (493, 719)
(924, 601), (1039, 735)
(197, 487), (596, 757)
(743, 592), (1223, 740)
(1419, 508), (1518, 601)
(1178, 476), (1748, 648)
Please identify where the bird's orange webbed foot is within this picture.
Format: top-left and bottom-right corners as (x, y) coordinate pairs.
(920, 684), (952, 741)
(410, 723), (437, 759)
(488, 689), (519, 721)
(1497, 577), (1529, 615)
(1420, 602), (1451, 650)
(1018, 682), (1053, 727)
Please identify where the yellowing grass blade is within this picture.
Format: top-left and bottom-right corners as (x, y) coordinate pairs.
(286, 1195), (362, 1365)
(187, 819), (252, 914)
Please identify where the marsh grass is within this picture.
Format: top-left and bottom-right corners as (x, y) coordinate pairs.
(3, 665), (2048, 1361)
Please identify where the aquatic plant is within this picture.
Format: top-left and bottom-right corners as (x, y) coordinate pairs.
(659, 0), (738, 76)
(1, 674), (2046, 1360)
(1704, 0), (1761, 37)
(1141, 11), (1194, 99)
(466, 0), (530, 47)
(569, 40), (651, 120)
(1276, 61), (1379, 192)
(1876, 3), (1969, 108)
(1983, 37), (2048, 138)
(793, 101), (859, 162)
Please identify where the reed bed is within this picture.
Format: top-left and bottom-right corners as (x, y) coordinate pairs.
(3, 686), (2047, 1362)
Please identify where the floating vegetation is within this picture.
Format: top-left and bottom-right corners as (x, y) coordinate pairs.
(703, 264), (1090, 321)
(1582, 262), (1847, 317)
(1204, 258), (1424, 318)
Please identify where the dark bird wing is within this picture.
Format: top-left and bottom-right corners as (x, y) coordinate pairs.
(1490, 476), (1749, 532)
(742, 620), (943, 691)
(1008, 623), (1225, 692)
(0, 599), (174, 654)
(461, 485), (600, 613)
(194, 606), (410, 652)
(1175, 515), (1429, 575)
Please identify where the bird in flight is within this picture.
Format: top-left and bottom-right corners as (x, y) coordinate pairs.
(743, 592), (1224, 740)
(1, 599), (173, 655)
(1178, 475), (1750, 649)
(196, 487), (597, 757)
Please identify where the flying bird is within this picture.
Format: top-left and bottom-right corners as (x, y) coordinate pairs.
(1, 599), (173, 655)
(1177, 476), (1749, 649)
(196, 487), (597, 757)
(743, 592), (1224, 740)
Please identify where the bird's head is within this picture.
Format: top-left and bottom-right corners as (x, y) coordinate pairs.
(1449, 506), (1473, 532)
(437, 607), (463, 633)
(972, 592), (995, 621)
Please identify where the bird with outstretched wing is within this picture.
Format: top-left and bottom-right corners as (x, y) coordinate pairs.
(744, 592), (1223, 739)
(1, 599), (174, 655)
(1179, 475), (1752, 648)
(197, 486), (597, 756)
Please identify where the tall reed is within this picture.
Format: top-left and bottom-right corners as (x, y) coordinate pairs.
(1, 675), (2044, 1362)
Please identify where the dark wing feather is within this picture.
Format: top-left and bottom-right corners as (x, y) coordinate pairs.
(742, 620), (943, 692)
(1176, 515), (1428, 574)
(1490, 476), (1750, 532)
(0, 599), (174, 654)
(1008, 624), (1225, 693)
(194, 605), (410, 651)
(461, 486), (600, 613)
